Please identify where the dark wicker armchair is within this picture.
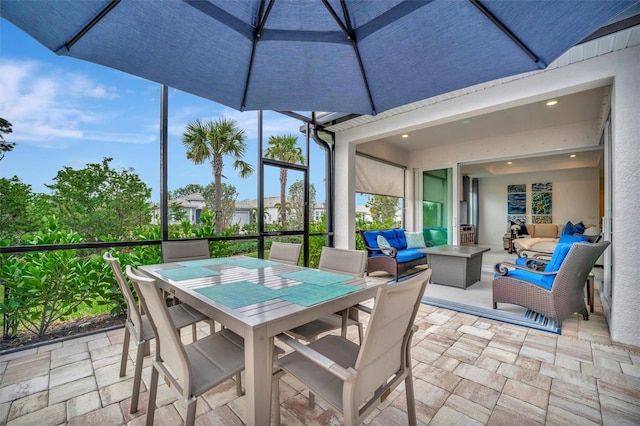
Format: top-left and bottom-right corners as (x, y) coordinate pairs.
(492, 241), (610, 326)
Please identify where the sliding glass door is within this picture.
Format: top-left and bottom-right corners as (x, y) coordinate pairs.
(419, 167), (458, 246)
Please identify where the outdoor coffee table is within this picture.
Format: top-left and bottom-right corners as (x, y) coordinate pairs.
(139, 256), (386, 425)
(419, 245), (490, 289)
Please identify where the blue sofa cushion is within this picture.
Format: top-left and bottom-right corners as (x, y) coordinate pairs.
(362, 230), (381, 249)
(395, 248), (426, 263)
(393, 228), (408, 250)
(381, 229), (402, 249)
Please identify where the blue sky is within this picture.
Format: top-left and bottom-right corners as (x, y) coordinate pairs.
(0, 20), (328, 204)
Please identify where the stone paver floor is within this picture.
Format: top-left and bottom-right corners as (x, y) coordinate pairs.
(1, 280), (639, 425)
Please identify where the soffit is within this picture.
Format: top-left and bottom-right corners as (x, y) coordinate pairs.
(320, 25), (639, 134)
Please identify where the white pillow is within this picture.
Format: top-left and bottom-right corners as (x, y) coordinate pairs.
(583, 226), (601, 242)
(376, 235), (393, 255)
(405, 231), (426, 249)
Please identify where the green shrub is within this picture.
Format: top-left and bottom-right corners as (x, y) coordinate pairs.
(0, 217), (116, 337)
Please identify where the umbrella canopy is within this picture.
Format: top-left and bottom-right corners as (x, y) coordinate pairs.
(2, 0), (637, 115)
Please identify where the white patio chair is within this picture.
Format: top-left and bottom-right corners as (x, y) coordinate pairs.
(161, 239), (210, 306)
(268, 241), (302, 266)
(286, 247), (367, 344)
(274, 269), (431, 426)
(161, 239), (210, 263)
(125, 266), (245, 426)
(285, 247), (368, 408)
(103, 252), (210, 414)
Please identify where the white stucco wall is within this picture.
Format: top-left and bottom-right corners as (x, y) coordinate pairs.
(333, 45), (640, 347)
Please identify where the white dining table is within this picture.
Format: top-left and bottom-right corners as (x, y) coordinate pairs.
(139, 255), (386, 425)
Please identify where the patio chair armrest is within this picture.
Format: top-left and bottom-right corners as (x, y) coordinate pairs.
(494, 261), (558, 277)
(362, 244), (397, 257)
(276, 333), (355, 381)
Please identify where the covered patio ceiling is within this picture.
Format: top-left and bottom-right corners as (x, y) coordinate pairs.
(356, 86), (609, 177)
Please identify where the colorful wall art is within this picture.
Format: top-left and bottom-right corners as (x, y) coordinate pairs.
(531, 182), (552, 223)
(507, 184), (526, 224)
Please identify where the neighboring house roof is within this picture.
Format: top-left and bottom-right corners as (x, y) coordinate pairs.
(169, 193), (205, 209)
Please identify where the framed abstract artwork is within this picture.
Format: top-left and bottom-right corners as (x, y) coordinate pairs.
(531, 182), (552, 222)
(507, 184), (526, 215)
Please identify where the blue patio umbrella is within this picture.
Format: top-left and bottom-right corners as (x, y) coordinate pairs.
(1, 0), (637, 115)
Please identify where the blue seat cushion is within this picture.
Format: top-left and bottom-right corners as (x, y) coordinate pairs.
(496, 269), (554, 290)
(395, 248), (426, 263)
(393, 228), (408, 250)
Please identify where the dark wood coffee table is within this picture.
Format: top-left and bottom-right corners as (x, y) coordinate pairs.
(419, 245), (490, 289)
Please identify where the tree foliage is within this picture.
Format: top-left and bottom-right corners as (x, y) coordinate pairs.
(0, 118), (15, 161)
(45, 157), (153, 241)
(264, 134), (305, 230)
(182, 118), (252, 235)
(0, 177), (37, 245)
(365, 194), (400, 226)
(288, 180), (316, 230)
(168, 201), (188, 222)
(201, 182), (238, 230)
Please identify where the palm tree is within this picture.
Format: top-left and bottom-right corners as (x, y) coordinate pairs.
(264, 134), (304, 230)
(182, 118), (252, 235)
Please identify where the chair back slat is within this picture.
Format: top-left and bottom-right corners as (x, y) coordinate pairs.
(350, 270), (430, 406)
(268, 242), (302, 266)
(162, 240), (210, 263)
(318, 247), (367, 277)
(126, 266), (192, 398)
(103, 252), (144, 337)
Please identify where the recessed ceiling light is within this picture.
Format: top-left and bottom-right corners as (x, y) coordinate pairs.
(570, 154), (576, 158)
(546, 100), (558, 106)
(462, 120), (471, 124)
(507, 161), (513, 165)
(401, 134), (409, 138)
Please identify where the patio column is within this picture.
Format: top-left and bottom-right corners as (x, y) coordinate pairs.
(334, 138), (357, 249)
(609, 46), (640, 347)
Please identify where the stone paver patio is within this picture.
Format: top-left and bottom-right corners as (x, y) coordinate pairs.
(1, 278), (639, 425)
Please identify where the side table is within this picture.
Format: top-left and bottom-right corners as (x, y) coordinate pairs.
(508, 233), (518, 254)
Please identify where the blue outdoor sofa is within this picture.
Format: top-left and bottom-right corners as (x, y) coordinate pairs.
(359, 229), (428, 281)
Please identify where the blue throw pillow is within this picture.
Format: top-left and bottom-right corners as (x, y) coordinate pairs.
(573, 221), (586, 234)
(561, 221), (575, 235)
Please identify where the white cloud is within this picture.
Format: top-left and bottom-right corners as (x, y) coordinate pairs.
(0, 59), (146, 148)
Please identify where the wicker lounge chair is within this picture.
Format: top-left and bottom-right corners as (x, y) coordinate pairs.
(492, 241), (610, 326)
